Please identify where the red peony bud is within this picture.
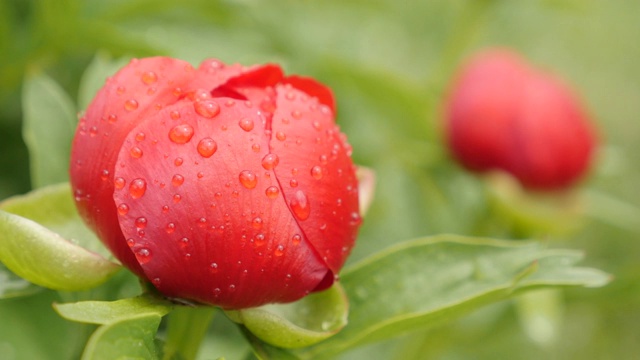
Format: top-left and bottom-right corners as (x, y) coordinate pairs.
(70, 57), (361, 309)
(445, 49), (597, 191)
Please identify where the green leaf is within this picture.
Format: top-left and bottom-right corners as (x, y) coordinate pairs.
(78, 52), (129, 110)
(54, 296), (172, 360)
(22, 71), (76, 188)
(53, 295), (172, 325)
(0, 182), (111, 258)
(226, 282), (348, 349)
(296, 235), (609, 359)
(0, 183), (120, 291)
(82, 313), (163, 360)
(0, 261), (42, 299)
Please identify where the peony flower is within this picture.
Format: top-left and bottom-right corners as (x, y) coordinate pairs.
(70, 57), (361, 309)
(445, 49), (597, 191)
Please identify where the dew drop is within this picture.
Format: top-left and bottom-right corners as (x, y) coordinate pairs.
(124, 99), (139, 111)
(169, 124), (194, 144)
(135, 248), (152, 264)
(162, 205), (170, 213)
(197, 217), (207, 227)
(210, 262), (219, 273)
(289, 190), (310, 220)
(194, 100), (220, 118)
(311, 165), (323, 180)
(289, 179), (298, 188)
(171, 174), (184, 187)
(251, 143), (261, 152)
(197, 138), (217, 158)
(135, 132), (146, 142)
(130, 146), (143, 158)
(117, 203), (129, 215)
(274, 244), (285, 257)
(129, 178), (147, 199)
(174, 157), (184, 166)
(173, 194), (182, 203)
(100, 169), (110, 181)
(255, 233), (266, 246)
(135, 217), (147, 229)
(239, 118), (254, 132)
(152, 277), (161, 286)
(275, 132), (286, 141)
(350, 212), (362, 226)
(261, 153), (279, 170)
(114, 177), (126, 190)
(116, 86), (126, 95)
(228, 284), (236, 293)
(239, 170), (258, 189)
(89, 126), (98, 137)
(252, 217), (263, 229)
(165, 222), (175, 234)
(265, 186), (279, 199)
(170, 110), (181, 120)
(141, 71), (158, 84)
(108, 114), (118, 123)
(292, 234), (302, 246)
(197, 172), (204, 179)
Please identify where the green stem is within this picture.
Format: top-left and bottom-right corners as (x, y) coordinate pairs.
(163, 306), (216, 360)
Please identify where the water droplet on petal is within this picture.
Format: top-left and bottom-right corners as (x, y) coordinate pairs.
(289, 190), (310, 220)
(252, 217), (263, 229)
(135, 132), (146, 142)
(129, 178), (147, 199)
(276, 132), (286, 141)
(124, 99), (139, 111)
(170, 111), (181, 120)
(114, 177), (126, 190)
(261, 153), (279, 170)
(350, 212), (362, 226)
(311, 165), (323, 180)
(289, 179), (298, 188)
(251, 143), (261, 152)
(173, 194), (182, 203)
(174, 157), (184, 166)
(239, 170), (258, 189)
(239, 118), (254, 132)
(265, 186), (279, 199)
(117, 203), (129, 215)
(210, 262), (219, 273)
(255, 233), (266, 246)
(130, 146), (143, 158)
(141, 71), (158, 84)
(165, 223), (175, 234)
(169, 124), (194, 144)
(194, 100), (220, 118)
(292, 234), (302, 245)
(135, 217), (147, 229)
(274, 244), (285, 257)
(135, 248), (152, 264)
(171, 174), (185, 187)
(197, 138), (217, 158)
(100, 169), (110, 181)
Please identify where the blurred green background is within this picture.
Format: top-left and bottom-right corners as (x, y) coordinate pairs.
(1, 0), (639, 359)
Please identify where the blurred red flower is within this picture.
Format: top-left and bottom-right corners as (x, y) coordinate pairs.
(445, 49), (597, 191)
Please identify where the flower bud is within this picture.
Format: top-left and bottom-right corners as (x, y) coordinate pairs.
(445, 49), (597, 191)
(70, 57), (361, 309)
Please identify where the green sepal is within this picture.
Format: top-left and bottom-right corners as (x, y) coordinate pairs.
(226, 282), (348, 349)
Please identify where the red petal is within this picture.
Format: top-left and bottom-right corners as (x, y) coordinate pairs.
(269, 84), (360, 276)
(112, 97), (328, 309)
(283, 75), (336, 113)
(70, 57), (200, 276)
